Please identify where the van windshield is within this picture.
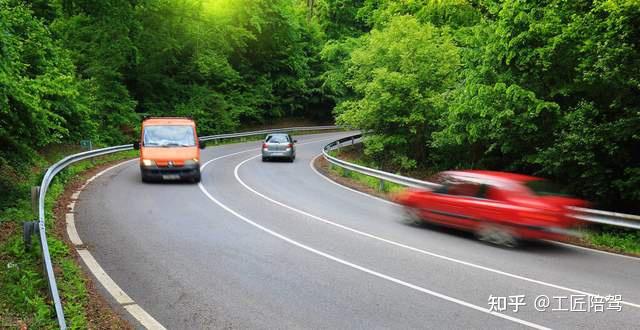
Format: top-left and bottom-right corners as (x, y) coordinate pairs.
(144, 125), (195, 147)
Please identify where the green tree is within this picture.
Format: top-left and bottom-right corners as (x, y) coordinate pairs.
(335, 16), (460, 170)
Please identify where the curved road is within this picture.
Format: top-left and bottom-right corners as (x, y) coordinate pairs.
(75, 132), (639, 329)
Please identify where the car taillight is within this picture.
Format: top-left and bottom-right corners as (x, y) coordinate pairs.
(262, 143), (268, 149)
(287, 143), (293, 148)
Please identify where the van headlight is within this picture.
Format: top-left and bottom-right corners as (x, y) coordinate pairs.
(184, 158), (199, 166)
(142, 159), (156, 167)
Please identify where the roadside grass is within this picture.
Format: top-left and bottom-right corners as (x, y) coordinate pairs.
(0, 149), (137, 329)
(582, 228), (640, 255)
(325, 145), (640, 257)
(328, 148), (404, 195)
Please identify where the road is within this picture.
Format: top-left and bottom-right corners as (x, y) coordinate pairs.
(75, 132), (640, 329)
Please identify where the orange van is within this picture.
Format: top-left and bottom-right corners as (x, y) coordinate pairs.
(133, 117), (205, 183)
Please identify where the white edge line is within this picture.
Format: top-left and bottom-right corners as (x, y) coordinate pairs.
(311, 154), (640, 262)
(233, 154), (640, 309)
(124, 304), (166, 330)
(196, 180), (549, 330)
(65, 213), (83, 246)
(547, 241), (640, 261)
(69, 158), (167, 330)
(76, 249), (135, 305)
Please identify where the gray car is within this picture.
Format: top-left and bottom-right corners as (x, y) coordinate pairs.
(262, 133), (296, 162)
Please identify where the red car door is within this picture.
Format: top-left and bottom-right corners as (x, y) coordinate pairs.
(415, 182), (484, 230)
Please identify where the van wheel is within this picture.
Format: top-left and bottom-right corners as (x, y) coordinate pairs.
(192, 171), (201, 183)
(476, 224), (519, 248)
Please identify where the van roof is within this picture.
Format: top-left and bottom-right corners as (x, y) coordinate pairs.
(143, 117), (195, 126)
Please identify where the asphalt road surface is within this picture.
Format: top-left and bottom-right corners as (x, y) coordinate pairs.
(75, 132), (640, 329)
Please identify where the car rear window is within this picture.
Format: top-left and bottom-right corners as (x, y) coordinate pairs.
(266, 135), (289, 143)
(524, 180), (571, 197)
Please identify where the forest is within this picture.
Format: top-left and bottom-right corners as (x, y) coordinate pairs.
(1, 0), (639, 212)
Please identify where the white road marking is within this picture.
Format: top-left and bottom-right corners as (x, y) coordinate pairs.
(65, 213), (83, 246)
(198, 141), (552, 329)
(70, 137), (337, 329)
(76, 249), (135, 305)
(548, 241), (640, 261)
(124, 304), (167, 330)
(68, 201), (76, 212)
(197, 181), (549, 329)
(71, 158), (166, 329)
(233, 153), (640, 310)
(70, 191), (81, 200)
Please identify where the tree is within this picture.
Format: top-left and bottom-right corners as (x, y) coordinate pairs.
(335, 16), (460, 170)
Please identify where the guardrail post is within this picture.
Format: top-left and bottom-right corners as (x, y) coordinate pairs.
(378, 178), (385, 192)
(351, 137), (354, 145)
(31, 186), (40, 215)
(22, 221), (39, 251)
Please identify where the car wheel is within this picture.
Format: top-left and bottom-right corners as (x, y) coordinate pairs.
(141, 173), (150, 183)
(476, 224), (518, 248)
(288, 156), (294, 162)
(403, 207), (423, 226)
(262, 157), (267, 162)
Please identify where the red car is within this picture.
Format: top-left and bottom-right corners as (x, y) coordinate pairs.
(395, 170), (589, 247)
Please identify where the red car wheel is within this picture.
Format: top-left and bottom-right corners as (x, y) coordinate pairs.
(476, 224), (519, 248)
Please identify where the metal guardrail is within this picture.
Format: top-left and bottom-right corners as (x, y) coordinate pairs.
(323, 134), (440, 190)
(322, 133), (640, 231)
(32, 144), (133, 329)
(26, 125), (339, 329)
(568, 207), (640, 230)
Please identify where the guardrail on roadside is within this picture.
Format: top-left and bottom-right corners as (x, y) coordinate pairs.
(322, 133), (640, 231)
(25, 125), (339, 329)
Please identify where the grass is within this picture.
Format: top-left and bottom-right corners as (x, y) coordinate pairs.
(328, 149), (404, 195)
(582, 228), (640, 255)
(0, 149), (138, 329)
(326, 145), (640, 257)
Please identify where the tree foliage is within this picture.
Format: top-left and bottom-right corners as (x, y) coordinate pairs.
(322, 0), (640, 211)
(1, 0), (639, 211)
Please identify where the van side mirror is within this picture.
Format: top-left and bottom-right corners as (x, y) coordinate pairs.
(198, 139), (206, 149)
(133, 141), (140, 150)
